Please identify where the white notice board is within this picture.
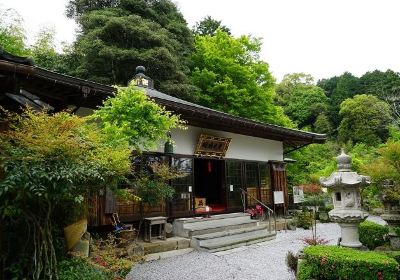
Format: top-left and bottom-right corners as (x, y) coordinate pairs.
(293, 186), (305, 204)
(274, 191), (284, 204)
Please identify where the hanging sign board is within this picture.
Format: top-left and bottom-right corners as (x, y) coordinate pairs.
(293, 186), (305, 203)
(273, 191), (284, 204)
(194, 134), (231, 158)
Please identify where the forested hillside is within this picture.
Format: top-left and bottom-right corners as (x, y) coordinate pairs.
(1, 0), (399, 207)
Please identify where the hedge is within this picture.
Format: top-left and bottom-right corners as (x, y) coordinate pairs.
(359, 220), (388, 250)
(297, 245), (399, 280)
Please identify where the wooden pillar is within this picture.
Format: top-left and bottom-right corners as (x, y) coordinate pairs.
(270, 162), (289, 208)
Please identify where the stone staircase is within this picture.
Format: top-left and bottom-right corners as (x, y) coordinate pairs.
(173, 213), (276, 252)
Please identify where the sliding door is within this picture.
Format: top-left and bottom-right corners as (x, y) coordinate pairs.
(170, 157), (194, 216)
(226, 161), (244, 210)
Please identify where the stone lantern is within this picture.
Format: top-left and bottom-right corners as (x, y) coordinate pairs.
(320, 149), (370, 248)
(380, 179), (400, 250)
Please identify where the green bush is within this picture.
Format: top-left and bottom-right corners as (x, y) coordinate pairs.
(297, 245), (399, 280)
(359, 220), (389, 249)
(377, 251), (400, 264)
(294, 211), (313, 229)
(57, 257), (108, 280)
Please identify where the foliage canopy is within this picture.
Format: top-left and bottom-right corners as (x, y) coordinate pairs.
(191, 30), (292, 126)
(338, 94), (392, 145)
(66, 0), (198, 101)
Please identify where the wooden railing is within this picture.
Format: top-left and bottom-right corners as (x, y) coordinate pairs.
(240, 188), (276, 233)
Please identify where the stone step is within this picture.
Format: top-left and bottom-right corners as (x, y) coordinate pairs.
(142, 237), (190, 255)
(173, 213), (256, 238)
(175, 212), (250, 224)
(191, 224), (276, 252)
(186, 220), (258, 238)
(144, 248), (194, 262)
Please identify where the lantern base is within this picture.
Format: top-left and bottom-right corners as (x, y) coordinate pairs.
(338, 222), (363, 248)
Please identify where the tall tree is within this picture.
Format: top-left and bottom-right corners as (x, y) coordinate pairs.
(30, 28), (62, 71)
(329, 72), (360, 127)
(0, 8), (29, 56)
(193, 16), (231, 36)
(318, 72), (361, 130)
(276, 73), (330, 131)
(190, 30), (292, 127)
(338, 94), (392, 145)
(359, 70), (400, 123)
(276, 72), (314, 105)
(66, 0), (198, 101)
(284, 86), (330, 130)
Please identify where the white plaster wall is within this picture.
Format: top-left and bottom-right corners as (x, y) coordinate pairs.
(153, 125), (283, 162)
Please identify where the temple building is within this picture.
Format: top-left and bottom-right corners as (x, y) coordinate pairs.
(0, 50), (326, 226)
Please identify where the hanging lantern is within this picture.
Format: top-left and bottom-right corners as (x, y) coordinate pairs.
(164, 133), (173, 154)
(207, 160), (212, 173)
(164, 139), (173, 154)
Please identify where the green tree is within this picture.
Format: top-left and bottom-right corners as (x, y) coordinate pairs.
(0, 109), (132, 279)
(191, 30), (292, 126)
(0, 7), (29, 56)
(66, 0), (198, 101)
(91, 84), (184, 150)
(317, 76), (339, 98)
(359, 70), (400, 100)
(30, 27), (63, 71)
(330, 72), (360, 127)
(276, 73), (330, 130)
(363, 139), (400, 203)
(338, 94), (392, 145)
(284, 87), (329, 130)
(314, 113), (333, 134)
(193, 15), (231, 36)
(276, 72), (315, 106)
(0, 85), (183, 279)
(286, 141), (338, 186)
(359, 70), (400, 123)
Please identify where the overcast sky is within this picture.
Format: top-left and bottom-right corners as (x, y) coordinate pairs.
(1, 0), (400, 81)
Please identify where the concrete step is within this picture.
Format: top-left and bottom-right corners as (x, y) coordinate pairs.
(175, 213), (250, 224)
(144, 248), (194, 262)
(191, 224), (276, 253)
(173, 213), (256, 238)
(185, 219), (258, 238)
(141, 237), (190, 255)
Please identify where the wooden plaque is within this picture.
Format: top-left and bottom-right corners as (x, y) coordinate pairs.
(194, 134), (231, 158)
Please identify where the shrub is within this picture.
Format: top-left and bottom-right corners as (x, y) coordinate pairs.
(58, 257), (108, 280)
(380, 251), (400, 264)
(359, 220), (389, 250)
(286, 251), (298, 274)
(301, 236), (330, 246)
(297, 245), (399, 280)
(294, 211), (313, 229)
(90, 234), (140, 279)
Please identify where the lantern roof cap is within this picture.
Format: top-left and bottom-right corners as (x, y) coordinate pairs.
(319, 149), (371, 188)
(337, 148), (352, 171)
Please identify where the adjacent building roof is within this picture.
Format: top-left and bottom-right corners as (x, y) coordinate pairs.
(0, 50), (326, 150)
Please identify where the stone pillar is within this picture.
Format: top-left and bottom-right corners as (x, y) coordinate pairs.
(338, 222), (362, 248)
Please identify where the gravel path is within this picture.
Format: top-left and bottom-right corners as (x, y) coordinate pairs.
(127, 216), (383, 280)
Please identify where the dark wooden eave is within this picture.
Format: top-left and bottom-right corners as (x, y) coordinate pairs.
(145, 89), (326, 149)
(0, 57), (114, 111)
(0, 50), (326, 150)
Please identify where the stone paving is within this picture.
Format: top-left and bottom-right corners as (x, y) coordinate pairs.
(127, 216), (384, 280)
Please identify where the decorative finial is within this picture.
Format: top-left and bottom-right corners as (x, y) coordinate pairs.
(337, 148), (352, 171)
(135, 65), (146, 74)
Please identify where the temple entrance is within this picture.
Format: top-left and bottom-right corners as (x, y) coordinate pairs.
(194, 158), (225, 213)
